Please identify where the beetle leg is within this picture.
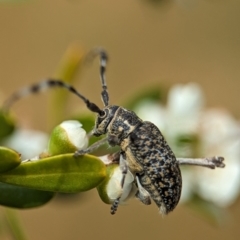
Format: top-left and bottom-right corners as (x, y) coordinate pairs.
(110, 153), (128, 215)
(135, 173), (151, 205)
(74, 137), (108, 156)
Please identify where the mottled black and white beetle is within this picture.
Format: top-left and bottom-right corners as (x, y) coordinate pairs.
(3, 48), (182, 215)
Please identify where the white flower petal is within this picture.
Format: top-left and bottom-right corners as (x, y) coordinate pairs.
(98, 155), (113, 165)
(167, 82), (204, 119)
(197, 160), (240, 207)
(200, 109), (240, 148)
(106, 167), (135, 203)
(180, 168), (195, 203)
(163, 83), (204, 138)
(196, 137), (240, 207)
(60, 120), (88, 150)
(134, 100), (167, 130)
(3, 129), (48, 159)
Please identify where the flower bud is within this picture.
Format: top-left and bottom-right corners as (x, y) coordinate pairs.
(0, 146), (21, 173)
(48, 120), (88, 156)
(97, 157), (136, 204)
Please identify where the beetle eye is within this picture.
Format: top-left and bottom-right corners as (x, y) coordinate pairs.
(99, 109), (107, 118)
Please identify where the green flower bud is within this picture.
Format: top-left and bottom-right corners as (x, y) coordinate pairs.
(0, 146), (21, 173)
(97, 158), (136, 204)
(48, 120), (88, 155)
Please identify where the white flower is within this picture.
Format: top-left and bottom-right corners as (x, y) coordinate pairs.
(3, 129), (48, 159)
(134, 100), (166, 130)
(197, 109), (240, 207)
(166, 82), (204, 134)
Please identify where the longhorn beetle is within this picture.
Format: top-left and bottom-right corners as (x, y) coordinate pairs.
(3, 48), (182, 215)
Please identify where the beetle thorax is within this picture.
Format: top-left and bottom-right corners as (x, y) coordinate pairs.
(106, 107), (143, 146)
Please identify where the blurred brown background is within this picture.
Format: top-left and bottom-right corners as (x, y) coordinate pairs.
(0, 0), (240, 239)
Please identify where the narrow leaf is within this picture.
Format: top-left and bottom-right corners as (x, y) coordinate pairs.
(4, 209), (28, 240)
(50, 45), (85, 124)
(0, 182), (54, 209)
(0, 154), (106, 193)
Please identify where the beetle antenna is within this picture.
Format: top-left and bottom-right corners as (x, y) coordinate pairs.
(2, 79), (104, 115)
(86, 48), (109, 107)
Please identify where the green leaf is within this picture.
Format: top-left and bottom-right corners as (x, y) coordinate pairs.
(0, 111), (15, 140)
(49, 45), (85, 124)
(122, 85), (163, 110)
(53, 45), (85, 85)
(0, 182), (54, 209)
(0, 147), (21, 173)
(174, 133), (200, 158)
(4, 209), (28, 240)
(0, 154), (106, 193)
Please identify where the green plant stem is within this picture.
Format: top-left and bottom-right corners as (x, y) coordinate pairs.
(4, 208), (28, 240)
